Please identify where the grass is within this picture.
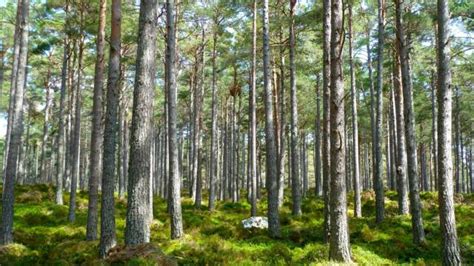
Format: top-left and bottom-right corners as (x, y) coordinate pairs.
(0, 184), (473, 265)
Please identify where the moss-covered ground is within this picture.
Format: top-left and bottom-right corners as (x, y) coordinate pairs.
(0, 185), (473, 265)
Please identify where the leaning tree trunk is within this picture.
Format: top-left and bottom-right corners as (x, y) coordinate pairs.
(1, 0), (29, 245)
(322, 0), (331, 244)
(166, 0), (184, 239)
(99, 0), (120, 257)
(395, 0), (425, 244)
(328, 0), (351, 262)
(289, 0), (302, 216)
(263, 0), (280, 238)
(125, 0), (158, 245)
(436, 0), (462, 264)
(86, 0), (106, 241)
(348, 4), (361, 218)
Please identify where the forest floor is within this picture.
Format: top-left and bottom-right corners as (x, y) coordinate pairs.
(0, 185), (473, 265)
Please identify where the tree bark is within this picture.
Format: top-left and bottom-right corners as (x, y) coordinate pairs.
(329, 0), (351, 261)
(374, 0), (385, 224)
(289, 0), (302, 216)
(39, 61), (53, 183)
(208, 10), (220, 212)
(86, 0), (106, 241)
(99, 0), (120, 257)
(430, 71), (438, 190)
(249, 0), (258, 217)
(166, 0), (184, 239)
(393, 49), (409, 215)
(314, 75), (322, 196)
(263, 0), (280, 238)
(395, 0), (425, 244)
(68, 5), (85, 222)
(348, 4), (361, 218)
(125, 0), (158, 245)
(436, 0), (462, 263)
(322, 0), (331, 244)
(1, 0), (29, 245)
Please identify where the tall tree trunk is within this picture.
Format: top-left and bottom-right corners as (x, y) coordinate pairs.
(430, 71), (438, 190)
(2, 0), (23, 177)
(366, 25), (376, 198)
(99, 0), (120, 257)
(125, 0), (157, 245)
(249, 0), (258, 217)
(322, 0), (331, 243)
(86, 0), (106, 241)
(329, 0), (351, 261)
(68, 8), (85, 222)
(39, 63), (53, 183)
(393, 49), (409, 215)
(166, 0), (184, 239)
(1, 0), (29, 245)
(436, 0), (462, 263)
(289, 0), (302, 216)
(263, 0), (280, 238)
(349, 4), (361, 218)
(374, 0), (385, 224)
(0, 44), (5, 99)
(454, 87), (461, 193)
(277, 20), (286, 208)
(389, 80), (398, 191)
(314, 75), (322, 196)
(395, 0), (425, 244)
(208, 12), (220, 212)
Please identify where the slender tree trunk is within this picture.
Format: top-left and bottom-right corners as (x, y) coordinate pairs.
(374, 0), (385, 224)
(430, 71), (438, 190)
(436, 0), (462, 263)
(99, 0), (120, 256)
(329, 0), (351, 261)
(349, 4), (361, 218)
(68, 10), (85, 222)
(86, 0), (106, 241)
(166, 0), (184, 239)
(389, 80), (398, 191)
(277, 22), (287, 208)
(0, 44), (5, 99)
(314, 75), (322, 196)
(322, 0), (331, 243)
(393, 49), (409, 215)
(2, 0), (23, 177)
(249, 0), (258, 217)
(263, 0), (280, 238)
(125, 0), (158, 245)
(39, 64), (53, 183)
(289, 0), (302, 216)
(208, 12), (219, 212)
(1, 0), (29, 245)
(366, 25), (376, 195)
(395, 0), (425, 244)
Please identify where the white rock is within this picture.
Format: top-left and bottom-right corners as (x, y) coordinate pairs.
(242, 216), (268, 229)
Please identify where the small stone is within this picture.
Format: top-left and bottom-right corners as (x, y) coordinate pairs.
(242, 216), (268, 229)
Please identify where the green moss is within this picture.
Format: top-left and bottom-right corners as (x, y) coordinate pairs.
(2, 184), (474, 265)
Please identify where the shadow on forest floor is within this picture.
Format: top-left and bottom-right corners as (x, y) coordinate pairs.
(0, 184), (473, 265)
